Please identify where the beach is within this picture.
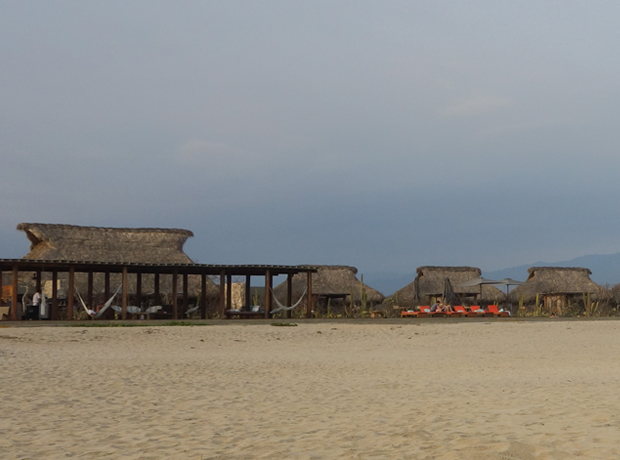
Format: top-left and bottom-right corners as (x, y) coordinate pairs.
(1, 320), (620, 459)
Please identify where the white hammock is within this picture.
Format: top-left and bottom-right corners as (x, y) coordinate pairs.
(269, 288), (307, 315)
(75, 285), (122, 319)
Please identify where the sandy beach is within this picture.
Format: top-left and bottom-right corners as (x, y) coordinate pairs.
(2, 320), (620, 459)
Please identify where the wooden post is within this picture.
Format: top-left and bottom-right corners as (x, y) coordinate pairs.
(104, 271), (110, 302)
(135, 272), (142, 311)
(172, 269), (178, 319)
(201, 273), (207, 319)
(11, 264), (18, 321)
(51, 270), (58, 320)
(154, 272), (160, 306)
(87, 271), (94, 311)
(306, 271), (313, 318)
(226, 274), (232, 310)
(68, 266), (75, 320)
(35, 269), (42, 293)
(219, 270), (226, 317)
(122, 267), (128, 320)
(286, 273), (293, 319)
(264, 270), (272, 319)
(245, 275), (251, 309)
(182, 272), (188, 318)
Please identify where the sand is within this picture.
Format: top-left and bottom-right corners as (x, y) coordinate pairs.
(1, 320), (620, 459)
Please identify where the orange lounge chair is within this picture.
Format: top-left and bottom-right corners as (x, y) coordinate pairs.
(468, 306), (492, 317)
(401, 306), (430, 318)
(487, 305), (510, 317)
(454, 305), (477, 317)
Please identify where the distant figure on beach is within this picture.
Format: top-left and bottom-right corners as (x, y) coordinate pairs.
(430, 301), (440, 312)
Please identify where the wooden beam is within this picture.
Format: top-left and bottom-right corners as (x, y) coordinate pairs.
(226, 274), (232, 310)
(154, 272), (160, 306)
(201, 273), (207, 319)
(122, 267), (128, 320)
(306, 271), (313, 318)
(87, 271), (94, 311)
(245, 275), (251, 309)
(172, 269), (178, 319)
(104, 271), (110, 302)
(264, 270), (272, 319)
(51, 270), (58, 321)
(286, 273), (293, 319)
(11, 264), (18, 321)
(219, 270), (226, 317)
(135, 272), (142, 311)
(35, 269), (42, 293)
(68, 266), (75, 320)
(182, 272), (188, 318)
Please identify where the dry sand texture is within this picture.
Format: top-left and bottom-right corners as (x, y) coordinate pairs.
(2, 320), (620, 459)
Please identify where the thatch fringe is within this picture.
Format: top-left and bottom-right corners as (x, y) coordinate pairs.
(390, 266), (504, 307)
(508, 267), (611, 303)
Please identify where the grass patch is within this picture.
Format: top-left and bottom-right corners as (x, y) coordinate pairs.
(270, 322), (298, 327)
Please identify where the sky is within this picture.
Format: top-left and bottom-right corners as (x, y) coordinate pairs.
(2, 1), (620, 282)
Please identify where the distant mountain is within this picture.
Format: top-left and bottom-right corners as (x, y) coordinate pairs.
(363, 253), (620, 296)
(483, 252), (620, 288)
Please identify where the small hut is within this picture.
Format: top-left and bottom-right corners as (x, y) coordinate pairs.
(272, 265), (384, 315)
(15, 223), (218, 304)
(390, 266), (504, 307)
(508, 267), (611, 314)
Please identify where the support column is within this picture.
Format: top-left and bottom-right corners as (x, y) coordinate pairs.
(104, 271), (110, 302)
(68, 267), (75, 320)
(122, 267), (128, 320)
(35, 269), (42, 293)
(245, 275), (251, 309)
(182, 272), (188, 318)
(286, 273), (293, 319)
(264, 270), (272, 319)
(87, 271), (94, 311)
(51, 270), (58, 320)
(219, 270), (226, 317)
(226, 274), (232, 311)
(201, 273), (207, 319)
(172, 269), (178, 319)
(306, 271), (313, 318)
(11, 264), (18, 321)
(136, 272), (142, 310)
(154, 272), (160, 306)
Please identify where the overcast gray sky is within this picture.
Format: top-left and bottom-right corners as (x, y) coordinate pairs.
(2, 1), (620, 279)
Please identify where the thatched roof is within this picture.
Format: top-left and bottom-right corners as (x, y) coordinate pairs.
(16, 223), (218, 298)
(508, 267), (611, 303)
(17, 223), (195, 263)
(273, 265), (384, 304)
(391, 266), (504, 306)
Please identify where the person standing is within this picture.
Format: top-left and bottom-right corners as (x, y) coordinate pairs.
(31, 291), (41, 320)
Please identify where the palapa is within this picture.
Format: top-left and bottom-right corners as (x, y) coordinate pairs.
(390, 266), (504, 307)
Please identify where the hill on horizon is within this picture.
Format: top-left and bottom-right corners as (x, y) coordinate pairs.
(363, 252), (620, 296)
(483, 252), (620, 288)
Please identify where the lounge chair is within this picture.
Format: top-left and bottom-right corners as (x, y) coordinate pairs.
(401, 306), (430, 318)
(469, 306), (493, 317)
(487, 305), (510, 317)
(454, 305), (476, 317)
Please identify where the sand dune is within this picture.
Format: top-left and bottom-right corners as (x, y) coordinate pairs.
(2, 320), (620, 459)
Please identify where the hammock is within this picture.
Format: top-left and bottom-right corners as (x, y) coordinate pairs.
(75, 285), (122, 319)
(111, 305), (162, 315)
(269, 287), (307, 315)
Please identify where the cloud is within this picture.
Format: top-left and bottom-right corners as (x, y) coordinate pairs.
(440, 96), (513, 118)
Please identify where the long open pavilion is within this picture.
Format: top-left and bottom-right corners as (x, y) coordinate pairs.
(0, 259), (317, 321)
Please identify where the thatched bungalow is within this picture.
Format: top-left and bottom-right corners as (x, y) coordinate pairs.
(391, 266), (504, 307)
(272, 265), (384, 315)
(15, 223), (218, 305)
(508, 267), (611, 313)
